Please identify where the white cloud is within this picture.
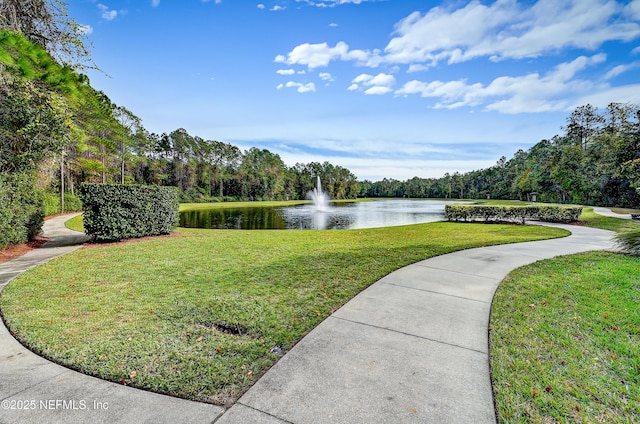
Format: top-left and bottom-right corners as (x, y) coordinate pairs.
(396, 79), (473, 102)
(345, 158), (496, 181)
(383, 0), (640, 66)
(329, 23), (338, 27)
(297, 0), (370, 7)
(271, 5), (285, 11)
(573, 84), (640, 110)
(278, 81), (317, 93)
(395, 54), (609, 113)
(352, 73), (372, 84)
(551, 53), (606, 81)
(407, 64), (430, 73)
(604, 62), (640, 79)
(279, 1), (640, 71)
(275, 41), (375, 69)
(97, 4), (119, 21)
(151, 0), (160, 6)
(349, 72), (395, 94)
(625, 0), (640, 19)
(364, 86), (393, 95)
(276, 69), (296, 75)
(275, 151), (496, 180)
(319, 72), (334, 81)
(257, 4), (265, 9)
(352, 73), (396, 86)
(368, 73), (395, 86)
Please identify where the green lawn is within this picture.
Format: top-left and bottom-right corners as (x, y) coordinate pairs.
(489, 207), (640, 423)
(0, 215), (565, 405)
(65, 214), (84, 232)
(490, 251), (640, 423)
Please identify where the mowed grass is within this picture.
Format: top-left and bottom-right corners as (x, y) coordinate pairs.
(0, 219), (565, 405)
(490, 211), (640, 423)
(64, 214), (84, 232)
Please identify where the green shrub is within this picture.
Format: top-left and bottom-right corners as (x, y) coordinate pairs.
(533, 205), (583, 223)
(79, 183), (179, 242)
(0, 172), (44, 248)
(445, 204), (582, 224)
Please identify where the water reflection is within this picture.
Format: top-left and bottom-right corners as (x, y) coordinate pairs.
(179, 200), (457, 230)
(179, 206), (288, 230)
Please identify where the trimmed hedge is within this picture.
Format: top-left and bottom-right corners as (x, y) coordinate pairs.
(0, 172), (44, 249)
(79, 183), (179, 242)
(445, 204), (583, 224)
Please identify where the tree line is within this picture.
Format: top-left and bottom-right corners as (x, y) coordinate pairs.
(362, 103), (640, 208)
(61, 125), (360, 202)
(2, 0), (640, 251)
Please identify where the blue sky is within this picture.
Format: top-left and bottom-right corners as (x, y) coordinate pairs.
(70, 0), (640, 181)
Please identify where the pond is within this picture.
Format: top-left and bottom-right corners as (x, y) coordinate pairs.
(179, 199), (458, 230)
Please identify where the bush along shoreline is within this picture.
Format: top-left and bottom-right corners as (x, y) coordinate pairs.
(445, 204), (583, 224)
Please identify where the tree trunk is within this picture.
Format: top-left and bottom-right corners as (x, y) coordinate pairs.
(121, 142), (125, 184)
(60, 152), (64, 213)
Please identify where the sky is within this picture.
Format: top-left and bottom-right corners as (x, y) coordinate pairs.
(69, 0), (640, 181)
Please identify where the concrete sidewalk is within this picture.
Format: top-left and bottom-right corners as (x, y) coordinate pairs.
(0, 214), (88, 292)
(0, 214), (616, 423)
(218, 223), (616, 424)
(592, 206), (633, 220)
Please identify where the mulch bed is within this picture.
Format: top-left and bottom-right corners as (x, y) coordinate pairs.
(0, 236), (49, 264)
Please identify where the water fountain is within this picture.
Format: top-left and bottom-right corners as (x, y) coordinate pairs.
(180, 175), (458, 230)
(308, 176), (329, 211)
(180, 198), (456, 230)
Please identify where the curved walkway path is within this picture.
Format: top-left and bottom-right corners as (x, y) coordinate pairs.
(592, 206), (633, 220)
(0, 213), (617, 424)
